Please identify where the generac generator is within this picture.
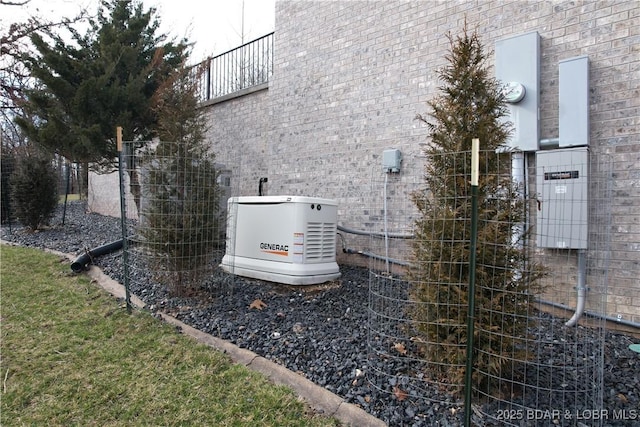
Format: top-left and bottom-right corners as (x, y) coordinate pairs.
(220, 196), (340, 285)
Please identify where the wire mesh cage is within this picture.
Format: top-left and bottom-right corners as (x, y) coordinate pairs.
(367, 149), (613, 426)
(120, 140), (232, 299)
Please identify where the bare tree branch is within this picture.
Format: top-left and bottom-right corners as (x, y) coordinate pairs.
(1, 0), (30, 6)
(1, 1), (88, 148)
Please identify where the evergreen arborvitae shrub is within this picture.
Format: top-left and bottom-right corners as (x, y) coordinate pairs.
(139, 66), (221, 297)
(140, 142), (220, 296)
(410, 26), (545, 394)
(1, 152), (16, 224)
(10, 153), (59, 230)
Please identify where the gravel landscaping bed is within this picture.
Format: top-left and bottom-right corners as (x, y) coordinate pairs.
(2, 201), (638, 427)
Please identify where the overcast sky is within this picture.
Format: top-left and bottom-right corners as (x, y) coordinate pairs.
(2, 0), (276, 63)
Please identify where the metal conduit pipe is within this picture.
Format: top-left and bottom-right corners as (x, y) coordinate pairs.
(338, 230), (638, 329)
(383, 173), (390, 274)
(337, 226), (638, 329)
(337, 224), (414, 239)
(338, 199), (636, 330)
(539, 137), (560, 150)
(538, 298), (640, 330)
(71, 240), (124, 273)
(341, 231), (638, 329)
(342, 247), (411, 267)
(337, 221), (413, 268)
(565, 249), (588, 327)
(336, 232), (411, 267)
(341, 248), (637, 330)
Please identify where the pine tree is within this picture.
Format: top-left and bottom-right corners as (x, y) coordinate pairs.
(14, 0), (189, 175)
(139, 65), (221, 297)
(410, 25), (545, 394)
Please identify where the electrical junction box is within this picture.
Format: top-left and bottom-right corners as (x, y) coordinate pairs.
(382, 148), (401, 173)
(220, 195), (340, 285)
(559, 56), (589, 148)
(536, 148), (589, 249)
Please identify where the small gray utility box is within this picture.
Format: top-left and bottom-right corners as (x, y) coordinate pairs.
(536, 148), (589, 249)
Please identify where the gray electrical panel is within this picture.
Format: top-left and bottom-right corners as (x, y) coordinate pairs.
(495, 31), (540, 152)
(559, 56), (589, 147)
(536, 148), (589, 249)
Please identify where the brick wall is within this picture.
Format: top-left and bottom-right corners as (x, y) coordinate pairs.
(202, 1), (639, 324)
(203, 86), (272, 197)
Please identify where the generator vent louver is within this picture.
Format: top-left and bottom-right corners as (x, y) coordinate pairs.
(220, 196), (341, 285)
(306, 222), (337, 261)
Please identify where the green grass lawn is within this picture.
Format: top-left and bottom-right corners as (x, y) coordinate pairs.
(0, 245), (339, 427)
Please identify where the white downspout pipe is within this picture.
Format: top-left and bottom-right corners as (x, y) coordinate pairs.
(565, 249), (587, 327)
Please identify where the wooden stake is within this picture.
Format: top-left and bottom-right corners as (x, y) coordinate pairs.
(116, 126), (123, 152)
(471, 138), (479, 186)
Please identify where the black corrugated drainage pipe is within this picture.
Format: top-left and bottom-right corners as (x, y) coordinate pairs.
(71, 240), (124, 273)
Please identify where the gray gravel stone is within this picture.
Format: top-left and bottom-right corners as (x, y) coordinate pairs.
(2, 201), (638, 427)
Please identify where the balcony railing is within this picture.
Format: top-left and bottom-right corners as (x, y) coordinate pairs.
(191, 32), (274, 103)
